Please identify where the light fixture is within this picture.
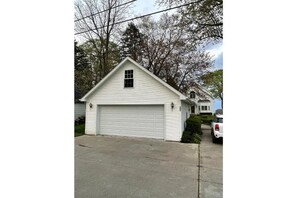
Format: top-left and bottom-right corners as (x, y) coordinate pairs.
(171, 102), (174, 109)
(89, 103), (93, 108)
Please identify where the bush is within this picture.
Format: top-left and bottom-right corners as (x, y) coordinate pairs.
(75, 116), (85, 125)
(181, 131), (201, 144)
(186, 115), (202, 135)
(192, 133), (201, 144)
(75, 124), (85, 137)
(197, 115), (214, 125)
(181, 115), (202, 144)
(181, 131), (192, 143)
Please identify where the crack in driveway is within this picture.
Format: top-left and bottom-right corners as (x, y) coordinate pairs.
(78, 144), (91, 148)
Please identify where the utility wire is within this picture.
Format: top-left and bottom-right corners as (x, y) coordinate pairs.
(74, 0), (137, 22)
(75, 0), (202, 35)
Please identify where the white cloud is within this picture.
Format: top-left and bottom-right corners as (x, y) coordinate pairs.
(206, 42), (223, 59)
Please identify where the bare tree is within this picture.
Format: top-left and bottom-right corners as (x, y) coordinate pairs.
(138, 14), (213, 93)
(74, 0), (132, 84)
(157, 0), (223, 43)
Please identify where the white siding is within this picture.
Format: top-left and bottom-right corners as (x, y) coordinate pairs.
(85, 103), (96, 134)
(85, 61), (182, 141)
(74, 103), (86, 120)
(198, 98), (213, 114)
(181, 101), (191, 132)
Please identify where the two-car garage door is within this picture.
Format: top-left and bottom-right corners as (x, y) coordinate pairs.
(99, 105), (164, 139)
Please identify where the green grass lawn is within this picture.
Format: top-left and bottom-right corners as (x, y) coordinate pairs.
(75, 124), (85, 137)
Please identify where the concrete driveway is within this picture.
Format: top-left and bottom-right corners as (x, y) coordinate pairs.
(199, 125), (223, 198)
(75, 135), (198, 198)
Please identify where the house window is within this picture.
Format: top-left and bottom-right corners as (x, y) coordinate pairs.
(202, 106), (207, 110)
(124, 70), (133, 88)
(208, 106), (210, 110)
(191, 105), (195, 113)
(190, 91), (195, 99)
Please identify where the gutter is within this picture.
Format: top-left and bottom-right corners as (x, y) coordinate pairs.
(181, 98), (195, 105)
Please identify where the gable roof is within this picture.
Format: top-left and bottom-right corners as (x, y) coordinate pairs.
(80, 57), (187, 101)
(198, 86), (214, 99)
(191, 85), (214, 100)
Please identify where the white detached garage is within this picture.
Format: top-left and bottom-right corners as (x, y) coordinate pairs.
(80, 57), (193, 141)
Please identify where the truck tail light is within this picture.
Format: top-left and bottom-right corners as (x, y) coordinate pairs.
(215, 124), (220, 131)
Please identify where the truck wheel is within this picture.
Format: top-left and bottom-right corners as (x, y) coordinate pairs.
(211, 130), (217, 143)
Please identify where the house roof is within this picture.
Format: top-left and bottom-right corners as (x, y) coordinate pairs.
(198, 99), (211, 102)
(191, 85), (214, 100)
(80, 57), (188, 102)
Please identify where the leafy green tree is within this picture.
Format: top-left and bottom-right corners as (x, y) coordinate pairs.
(201, 69), (223, 108)
(80, 39), (120, 85)
(120, 22), (145, 62)
(74, 41), (93, 101)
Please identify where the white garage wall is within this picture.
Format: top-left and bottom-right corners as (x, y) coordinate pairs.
(85, 61), (182, 141)
(181, 101), (191, 132)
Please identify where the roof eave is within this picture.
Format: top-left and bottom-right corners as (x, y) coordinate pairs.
(181, 98), (195, 105)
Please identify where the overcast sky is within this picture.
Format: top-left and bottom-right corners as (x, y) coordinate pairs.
(133, 0), (157, 15)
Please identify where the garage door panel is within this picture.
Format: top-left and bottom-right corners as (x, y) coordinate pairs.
(99, 105), (164, 139)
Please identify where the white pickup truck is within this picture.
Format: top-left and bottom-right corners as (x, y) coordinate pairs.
(211, 113), (223, 143)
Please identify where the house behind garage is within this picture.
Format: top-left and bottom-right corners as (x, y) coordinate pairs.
(80, 57), (194, 141)
(187, 86), (214, 115)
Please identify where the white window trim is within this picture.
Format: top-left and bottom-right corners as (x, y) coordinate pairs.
(124, 70), (134, 88)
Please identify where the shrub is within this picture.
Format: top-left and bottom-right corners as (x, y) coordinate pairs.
(181, 131), (193, 143)
(197, 115), (214, 125)
(181, 115), (202, 144)
(192, 133), (201, 144)
(75, 124), (85, 137)
(181, 131), (201, 144)
(186, 115), (202, 135)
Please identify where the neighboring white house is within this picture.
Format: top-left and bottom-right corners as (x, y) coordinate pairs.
(80, 57), (194, 141)
(75, 102), (86, 120)
(187, 86), (214, 115)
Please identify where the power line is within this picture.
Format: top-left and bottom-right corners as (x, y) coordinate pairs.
(74, 0), (137, 22)
(74, 0), (203, 35)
